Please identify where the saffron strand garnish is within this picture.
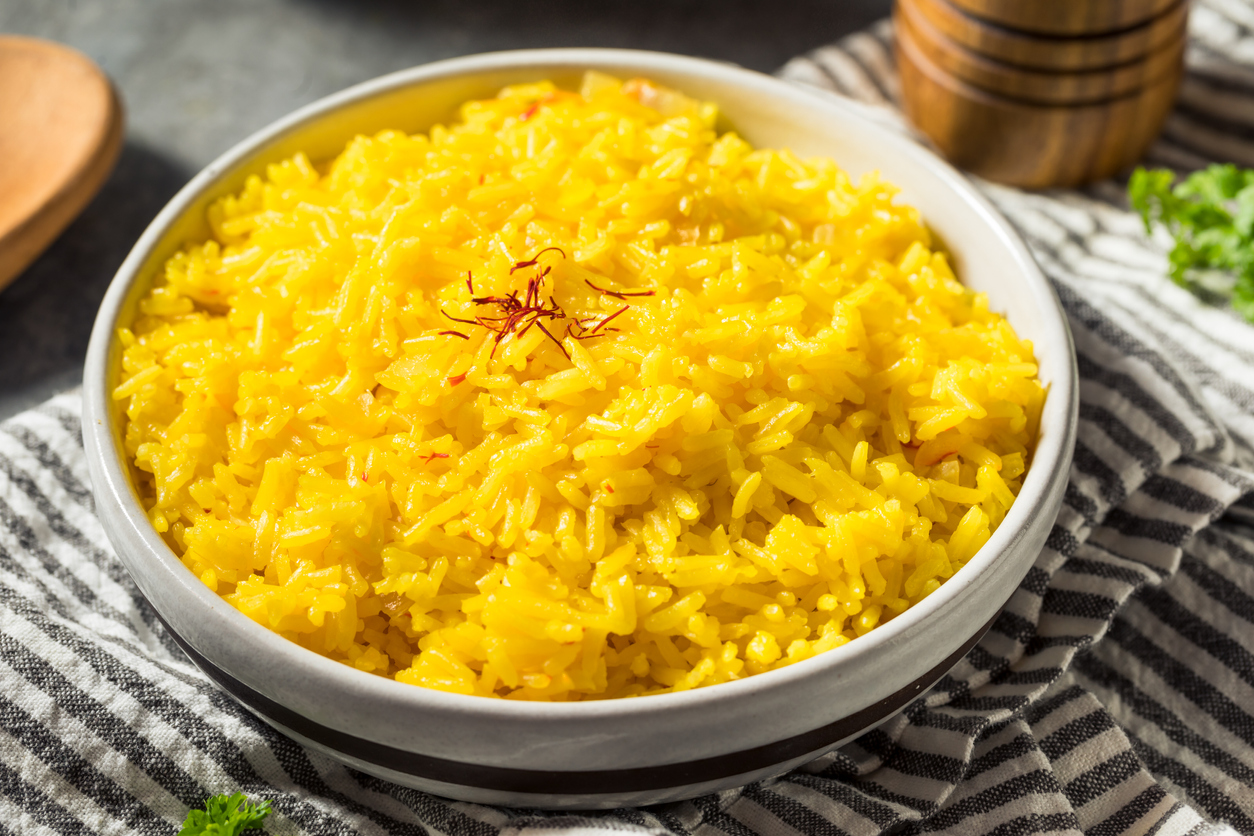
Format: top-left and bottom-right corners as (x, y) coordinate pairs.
(441, 247), (585, 363)
(584, 278), (656, 299)
(420, 452), (450, 463)
(589, 305), (630, 335)
(442, 310), (479, 327)
(534, 320), (570, 360)
(510, 246), (567, 274)
(439, 330), (470, 339)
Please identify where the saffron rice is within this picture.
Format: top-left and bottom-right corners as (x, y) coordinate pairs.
(115, 73), (1045, 700)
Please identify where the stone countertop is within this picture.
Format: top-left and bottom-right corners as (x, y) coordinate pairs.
(0, 0), (889, 421)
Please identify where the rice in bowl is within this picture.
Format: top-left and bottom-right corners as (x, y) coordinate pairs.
(114, 73), (1044, 701)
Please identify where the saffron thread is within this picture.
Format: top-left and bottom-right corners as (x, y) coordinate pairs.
(584, 278), (656, 299)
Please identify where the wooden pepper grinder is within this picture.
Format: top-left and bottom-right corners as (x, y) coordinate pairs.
(894, 0), (1187, 188)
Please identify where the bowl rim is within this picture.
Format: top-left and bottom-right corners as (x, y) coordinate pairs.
(83, 47), (1077, 726)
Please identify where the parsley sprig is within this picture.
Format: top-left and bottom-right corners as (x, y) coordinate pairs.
(1129, 163), (1254, 320)
(179, 793), (272, 836)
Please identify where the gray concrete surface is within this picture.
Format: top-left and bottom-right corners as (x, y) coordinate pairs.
(0, 0), (890, 421)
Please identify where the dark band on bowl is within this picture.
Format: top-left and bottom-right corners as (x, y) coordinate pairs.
(158, 612), (996, 795)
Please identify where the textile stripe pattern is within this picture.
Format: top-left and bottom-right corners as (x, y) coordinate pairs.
(775, 3), (1254, 833)
(5, 7), (1254, 836)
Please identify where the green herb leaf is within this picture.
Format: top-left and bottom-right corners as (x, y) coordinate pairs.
(178, 793), (272, 836)
(1129, 163), (1254, 322)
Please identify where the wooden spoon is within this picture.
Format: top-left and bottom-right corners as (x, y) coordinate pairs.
(0, 35), (123, 293)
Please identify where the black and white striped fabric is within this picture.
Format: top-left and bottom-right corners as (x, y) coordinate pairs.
(6, 5), (1254, 834)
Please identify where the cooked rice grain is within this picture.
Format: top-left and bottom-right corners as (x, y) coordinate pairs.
(115, 73), (1044, 700)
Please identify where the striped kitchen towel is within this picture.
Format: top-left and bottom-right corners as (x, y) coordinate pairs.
(5, 3), (1254, 835)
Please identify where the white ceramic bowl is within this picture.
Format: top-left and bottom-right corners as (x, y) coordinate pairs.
(83, 48), (1077, 810)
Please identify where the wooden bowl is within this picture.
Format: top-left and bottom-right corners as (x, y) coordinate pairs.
(901, 0), (1188, 71)
(896, 0), (1185, 105)
(947, 0), (1178, 36)
(896, 20), (1182, 187)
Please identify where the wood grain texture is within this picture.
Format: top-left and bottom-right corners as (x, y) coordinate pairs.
(896, 0), (1185, 105)
(895, 21), (1182, 188)
(947, 0), (1178, 36)
(0, 36), (123, 293)
(902, 0), (1188, 71)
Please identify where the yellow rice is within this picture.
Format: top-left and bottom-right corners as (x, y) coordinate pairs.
(115, 73), (1044, 700)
